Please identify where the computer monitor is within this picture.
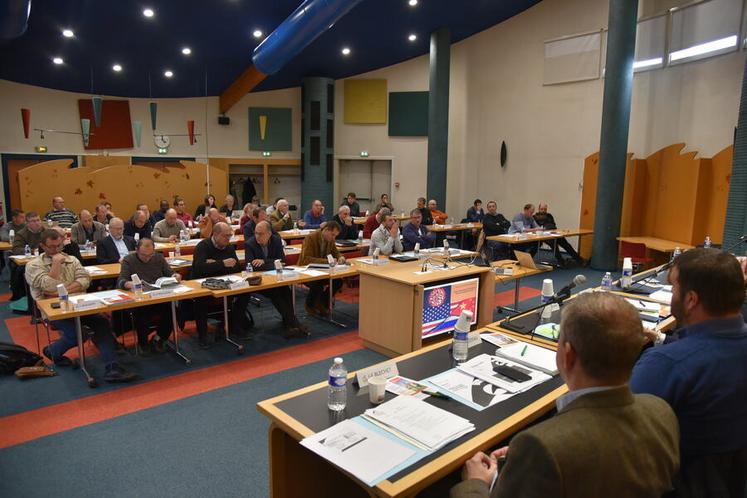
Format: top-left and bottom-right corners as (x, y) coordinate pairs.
(422, 277), (479, 338)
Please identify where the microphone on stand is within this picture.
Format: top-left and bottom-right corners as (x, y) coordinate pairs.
(503, 275), (586, 333)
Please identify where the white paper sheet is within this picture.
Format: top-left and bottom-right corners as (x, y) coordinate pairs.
(458, 354), (552, 394)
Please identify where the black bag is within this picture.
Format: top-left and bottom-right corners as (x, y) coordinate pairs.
(0, 342), (43, 375)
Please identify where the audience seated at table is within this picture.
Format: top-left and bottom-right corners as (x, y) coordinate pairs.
(198, 207), (228, 239)
(117, 237), (181, 355)
(340, 192), (361, 217)
(9, 212), (44, 302)
(428, 199), (449, 225)
(152, 200), (170, 223)
(195, 194), (217, 220)
(333, 205), (359, 240)
(124, 210), (153, 241)
(93, 203), (113, 225)
(508, 203), (541, 257)
(416, 197), (433, 226)
(402, 208), (436, 251)
(190, 222), (252, 348)
(302, 199), (327, 229)
(266, 197), (282, 216)
(239, 202), (255, 230)
(481, 200), (511, 260)
(244, 221), (309, 339)
(70, 209), (107, 246)
(0, 209), (26, 242)
(533, 202), (585, 267)
(96, 218), (136, 264)
(219, 194), (237, 218)
(51, 226), (83, 263)
(374, 193), (393, 214)
(152, 209), (187, 243)
(136, 203), (157, 227)
(631, 248), (747, 496)
(270, 199), (295, 232)
(466, 199), (484, 223)
(44, 196), (78, 228)
(26, 229), (137, 383)
(174, 197), (194, 226)
(362, 209), (384, 239)
(452, 293), (679, 498)
(299, 221), (344, 318)
(369, 209), (402, 256)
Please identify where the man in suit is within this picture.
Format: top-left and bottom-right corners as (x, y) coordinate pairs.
(97, 218), (136, 264)
(70, 209), (107, 246)
(245, 221), (309, 339)
(451, 292), (679, 498)
(402, 209), (436, 251)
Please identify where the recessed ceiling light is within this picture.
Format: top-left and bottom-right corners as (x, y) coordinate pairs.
(181, 47), (191, 55)
(408, 34), (417, 42)
(143, 8), (154, 18)
(52, 57), (64, 65)
(62, 29), (74, 38)
(408, 0), (418, 6)
(252, 29), (263, 39)
(341, 47), (351, 56)
(112, 64), (122, 72)
(164, 70), (173, 78)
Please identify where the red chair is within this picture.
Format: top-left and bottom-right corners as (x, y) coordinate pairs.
(619, 241), (654, 270)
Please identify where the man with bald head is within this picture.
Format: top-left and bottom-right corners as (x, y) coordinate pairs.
(152, 208), (187, 243)
(97, 217), (136, 264)
(302, 199), (327, 229)
(191, 222), (251, 348)
(270, 199), (294, 232)
(70, 209), (107, 246)
(44, 196), (78, 228)
(245, 221), (309, 338)
(198, 207), (228, 239)
(124, 210), (152, 240)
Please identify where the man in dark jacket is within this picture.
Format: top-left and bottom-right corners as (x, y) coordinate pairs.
(124, 210), (152, 240)
(191, 222), (250, 348)
(333, 205), (359, 240)
(340, 192), (361, 217)
(245, 221), (309, 338)
(533, 202), (584, 267)
(96, 218), (136, 264)
(482, 201), (511, 260)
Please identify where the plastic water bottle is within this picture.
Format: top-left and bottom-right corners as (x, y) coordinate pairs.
(358, 230), (363, 242)
(132, 273), (143, 300)
(57, 283), (69, 311)
(8, 229), (14, 245)
(601, 272), (613, 291)
(327, 357), (347, 411)
(414, 242), (420, 256)
(372, 247), (380, 265)
(174, 244), (181, 257)
(704, 236), (712, 248)
(443, 239), (450, 258)
(453, 310), (472, 362)
(621, 257), (633, 289)
(134, 233), (140, 243)
(242, 262), (253, 278)
(24, 244), (31, 257)
(672, 247), (682, 261)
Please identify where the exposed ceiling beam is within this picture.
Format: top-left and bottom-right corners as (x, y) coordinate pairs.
(219, 65), (267, 115)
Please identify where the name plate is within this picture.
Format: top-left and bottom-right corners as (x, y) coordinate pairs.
(467, 331), (482, 349)
(150, 288), (176, 298)
(494, 267), (514, 276)
(73, 299), (104, 311)
(229, 280), (249, 290)
(355, 361), (399, 388)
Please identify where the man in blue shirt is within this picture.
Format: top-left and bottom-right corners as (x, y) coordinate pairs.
(466, 199), (484, 222)
(508, 203), (542, 257)
(301, 199), (327, 229)
(402, 209), (436, 251)
(631, 248), (747, 495)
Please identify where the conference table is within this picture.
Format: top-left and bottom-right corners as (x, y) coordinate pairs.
(617, 236), (694, 253)
(257, 332), (566, 498)
(491, 259), (552, 312)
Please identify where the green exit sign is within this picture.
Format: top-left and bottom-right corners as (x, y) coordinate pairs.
(157, 147), (168, 155)
(360, 151), (369, 157)
(262, 151), (272, 157)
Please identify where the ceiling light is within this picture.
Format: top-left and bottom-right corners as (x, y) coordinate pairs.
(408, 0), (418, 6)
(164, 70), (173, 78)
(112, 64), (122, 72)
(408, 34), (417, 42)
(143, 8), (154, 18)
(181, 47), (191, 55)
(341, 47), (351, 56)
(252, 29), (263, 39)
(62, 29), (74, 38)
(52, 57), (64, 65)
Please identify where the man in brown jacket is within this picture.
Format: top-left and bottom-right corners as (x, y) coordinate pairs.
(451, 292), (679, 498)
(198, 207), (228, 239)
(299, 221), (344, 317)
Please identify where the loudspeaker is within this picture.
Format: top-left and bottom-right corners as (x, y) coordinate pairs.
(218, 116), (230, 125)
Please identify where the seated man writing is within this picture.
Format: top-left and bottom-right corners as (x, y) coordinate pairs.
(299, 221), (344, 318)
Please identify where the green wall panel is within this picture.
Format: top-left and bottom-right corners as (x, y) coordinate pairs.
(388, 91), (429, 137)
(249, 107), (292, 151)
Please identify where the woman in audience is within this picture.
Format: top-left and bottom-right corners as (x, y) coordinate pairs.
(219, 195), (237, 218)
(194, 194), (216, 220)
(239, 203), (256, 230)
(375, 193), (393, 214)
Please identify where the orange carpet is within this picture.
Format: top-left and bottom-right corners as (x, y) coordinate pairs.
(494, 287), (541, 307)
(0, 331), (364, 449)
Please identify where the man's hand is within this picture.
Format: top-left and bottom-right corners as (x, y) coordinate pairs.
(344, 217), (352, 226)
(223, 258), (237, 268)
(461, 451), (497, 487)
(251, 259), (264, 268)
(338, 256), (346, 265)
(490, 446), (508, 462)
(168, 235), (177, 242)
(283, 212), (290, 220)
(297, 220), (306, 228)
(320, 206), (325, 215)
(174, 274), (183, 282)
(389, 224), (399, 237)
(51, 253), (66, 265)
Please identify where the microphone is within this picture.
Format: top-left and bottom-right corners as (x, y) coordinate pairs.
(551, 275), (586, 301)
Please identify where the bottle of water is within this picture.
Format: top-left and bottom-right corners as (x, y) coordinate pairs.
(134, 233), (140, 243)
(242, 262), (253, 278)
(327, 357), (347, 411)
(453, 310), (472, 362)
(8, 229), (14, 245)
(704, 236), (712, 248)
(358, 230), (363, 242)
(132, 273), (143, 300)
(672, 247), (682, 261)
(57, 283), (70, 311)
(24, 244), (31, 257)
(174, 244), (181, 257)
(601, 272), (612, 291)
(621, 257), (633, 289)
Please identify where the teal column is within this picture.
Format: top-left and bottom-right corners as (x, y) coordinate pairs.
(723, 58), (747, 254)
(426, 27), (450, 208)
(301, 77), (335, 211)
(590, 0), (638, 270)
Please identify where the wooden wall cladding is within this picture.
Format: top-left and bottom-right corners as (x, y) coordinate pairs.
(18, 160), (227, 218)
(78, 99), (134, 150)
(579, 143), (733, 258)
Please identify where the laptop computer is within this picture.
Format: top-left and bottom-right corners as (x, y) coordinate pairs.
(514, 250), (552, 270)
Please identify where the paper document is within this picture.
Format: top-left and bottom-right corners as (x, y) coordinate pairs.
(300, 418), (417, 486)
(425, 369), (512, 411)
(84, 266), (106, 274)
(144, 284), (191, 295)
(649, 290), (673, 305)
(493, 341), (559, 375)
(300, 269), (327, 277)
(385, 376), (431, 399)
(481, 332), (519, 348)
(167, 258), (191, 266)
(458, 354), (552, 394)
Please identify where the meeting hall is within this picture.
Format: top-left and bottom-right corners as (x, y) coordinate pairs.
(1, 0), (746, 496)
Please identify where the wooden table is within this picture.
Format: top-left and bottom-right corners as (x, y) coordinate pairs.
(0, 241), (11, 252)
(257, 333), (566, 498)
(487, 228), (593, 245)
(279, 229), (318, 240)
(616, 236), (693, 253)
(491, 259), (552, 312)
(355, 259), (494, 357)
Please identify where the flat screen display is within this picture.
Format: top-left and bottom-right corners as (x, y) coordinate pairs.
(422, 278), (479, 338)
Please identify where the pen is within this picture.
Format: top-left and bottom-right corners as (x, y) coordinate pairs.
(424, 390), (450, 400)
(520, 345), (528, 356)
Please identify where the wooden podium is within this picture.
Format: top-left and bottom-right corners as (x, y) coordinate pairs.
(356, 260), (495, 357)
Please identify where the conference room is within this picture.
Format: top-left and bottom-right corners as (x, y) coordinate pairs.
(1, 0), (746, 496)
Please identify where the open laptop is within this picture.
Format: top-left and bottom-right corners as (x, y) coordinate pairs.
(514, 250), (552, 270)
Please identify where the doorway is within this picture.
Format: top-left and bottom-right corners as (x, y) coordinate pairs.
(337, 159), (392, 213)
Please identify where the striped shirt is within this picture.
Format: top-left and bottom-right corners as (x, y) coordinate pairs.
(44, 209), (78, 228)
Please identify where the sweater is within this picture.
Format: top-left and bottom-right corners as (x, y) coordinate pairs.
(333, 215), (359, 240)
(302, 210), (327, 229)
(369, 224), (403, 255)
(117, 252), (174, 289)
(12, 227), (43, 255)
(152, 219), (187, 242)
(191, 237), (240, 279)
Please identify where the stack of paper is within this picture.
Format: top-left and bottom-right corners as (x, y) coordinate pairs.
(649, 289), (673, 305)
(84, 266), (107, 274)
(493, 342), (558, 375)
(458, 354), (552, 394)
(362, 395), (474, 451)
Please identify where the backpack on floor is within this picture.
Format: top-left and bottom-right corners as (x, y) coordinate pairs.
(0, 342), (43, 375)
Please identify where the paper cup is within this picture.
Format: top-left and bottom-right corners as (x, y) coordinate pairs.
(368, 376), (387, 404)
(168, 251), (175, 259)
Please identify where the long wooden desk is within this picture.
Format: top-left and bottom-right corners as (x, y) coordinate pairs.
(356, 259), (495, 357)
(491, 259), (552, 312)
(486, 228), (593, 245)
(257, 333), (566, 498)
(617, 236), (694, 253)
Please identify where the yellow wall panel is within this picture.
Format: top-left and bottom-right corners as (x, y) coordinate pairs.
(343, 79), (388, 124)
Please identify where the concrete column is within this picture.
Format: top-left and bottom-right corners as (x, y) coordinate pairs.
(426, 27), (450, 208)
(723, 58), (747, 254)
(301, 77), (335, 211)
(590, 0), (638, 270)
